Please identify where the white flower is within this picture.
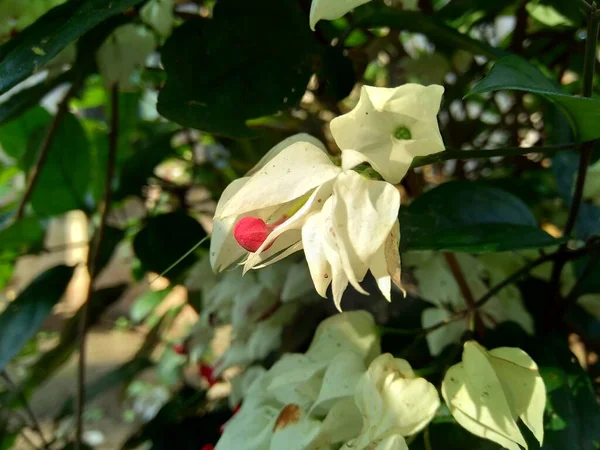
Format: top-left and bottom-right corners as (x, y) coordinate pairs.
(330, 84), (445, 184)
(211, 135), (403, 307)
(345, 353), (439, 449)
(309, 0), (374, 30)
(210, 135), (341, 272)
(302, 171), (402, 309)
(96, 24), (156, 91)
(442, 341), (546, 450)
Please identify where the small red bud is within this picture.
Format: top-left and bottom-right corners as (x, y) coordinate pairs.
(199, 363), (218, 386)
(233, 217), (271, 252)
(201, 444), (215, 450)
(173, 343), (187, 355)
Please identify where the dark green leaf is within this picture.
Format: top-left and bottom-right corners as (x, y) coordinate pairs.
(0, 217), (44, 253)
(469, 56), (600, 143)
(133, 212), (207, 279)
(0, 0), (146, 95)
(356, 8), (506, 60)
(0, 70), (72, 124)
(0, 434), (18, 450)
(411, 423), (501, 450)
(22, 112), (91, 216)
(0, 106), (51, 160)
(317, 46), (356, 102)
(403, 220), (562, 252)
(402, 181), (561, 252)
(409, 180), (538, 226)
(130, 288), (171, 323)
(157, 0), (318, 137)
(17, 284), (127, 399)
(114, 132), (175, 201)
(0, 264), (74, 372)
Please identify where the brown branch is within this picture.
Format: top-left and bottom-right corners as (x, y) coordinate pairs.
(14, 77), (83, 221)
(547, 6), (600, 330)
(443, 253), (486, 336)
(74, 83), (119, 450)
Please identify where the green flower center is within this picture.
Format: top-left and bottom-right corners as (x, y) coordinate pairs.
(393, 126), (412, 140)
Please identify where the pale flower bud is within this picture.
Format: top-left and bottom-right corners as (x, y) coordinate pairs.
(442, 341), (546, 450)
(349, 353), (440, 448)
(309, 0), (374, 30)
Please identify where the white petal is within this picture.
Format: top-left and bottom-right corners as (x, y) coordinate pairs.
(309, 0), (373, 30)
(370, 240), (391, 302)
(310, 398), (363, 448)
(310, 351), (366, 415)
(332, 171), (400, 284)
(216, 404), (279, 450)
(307, 310), (381, 365)
(302, 211), (332, 298)
(374, 435), (409, 450)
(219, 142), (341, 218)
(270, 406), (322, 450)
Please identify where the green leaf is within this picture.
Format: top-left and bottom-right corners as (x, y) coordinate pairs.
(468, 56), (600, 143)
(0, 264), (74, 372)
(0, 70), (72, 124)
(130, 288), (171, 323)
(0, 0), (147, 95)
(0, 106), (51, 160)
(133, 212), (207, 279)
(0, 217), (44, 253)
(536, 339), (600, 450)
(157, 0), (319, 137)
(356, 8), (506, 60)
(402, 181), (561, 252)
(22, 112), (91, 216)
(114, 132), (175, 201)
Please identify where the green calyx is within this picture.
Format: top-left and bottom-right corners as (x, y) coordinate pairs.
(393, 126), (412, 140)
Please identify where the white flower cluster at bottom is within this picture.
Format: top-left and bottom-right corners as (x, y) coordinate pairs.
(217, 311), (440, 450)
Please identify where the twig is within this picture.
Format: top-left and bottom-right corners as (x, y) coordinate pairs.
(13, 77), (83, 221)
(443, 253), (485, 336)
(74, 83), (119, 450)
(547, 6), (600, 329)
(578, 0), (593, 13)
(0, 372), (48, 449)
(410, 143), (574, 169)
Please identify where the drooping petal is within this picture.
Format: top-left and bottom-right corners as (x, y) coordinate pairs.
(216, 404), (279, 450)
(219, 141), (341, 218)
(302, 210), (332, 298)
(270, 405), (322, 450)
(309, 398), (364, 449)
(309, 0), (373, 30)
(332, 171), (400, 286)
(421, 307), (466, 357)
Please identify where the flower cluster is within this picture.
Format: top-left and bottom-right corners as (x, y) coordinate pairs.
(210, 84), (445, 309)
(217, 311), (440, 450)
(183, 256), (318, 375)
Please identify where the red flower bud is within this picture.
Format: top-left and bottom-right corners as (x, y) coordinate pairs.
(233, 217), (272, 252)
(199, 363), (218, 386)
(173, 343), (187, 355)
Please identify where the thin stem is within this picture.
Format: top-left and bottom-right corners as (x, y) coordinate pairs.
(410, 143), (574, 169)
(1, 372), (48, 449)
(74, 83), (119, 450)
(547, 6), (599, 328)
(13, 77), (83, 221)
(443, 253), (485, 336)
(578, 0), (593, 15)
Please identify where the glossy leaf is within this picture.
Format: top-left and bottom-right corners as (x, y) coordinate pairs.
(21, 112), (91, 216)
(157, 0), (318, 137)
(469, 56), (600, 142)
(401, 181), (561, 252)
(0, 0), (146, 95)
(0, 106), (51, 160)
(0, 217), (44, 253)
(133, 212), (208, 279)
(0, 264), (74, 372)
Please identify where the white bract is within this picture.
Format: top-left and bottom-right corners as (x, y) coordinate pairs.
(140, 0), (174, 37)
(405, 252), (533, 356)
(96, 24), (156, 91)
(330, 84), (445, 184)
(210, 133), (403, 308)
(344, 353), (439, 449)
(442, 341), (546, 450)
(217, 310), (442, 450)
(309, 0), (373, 30)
